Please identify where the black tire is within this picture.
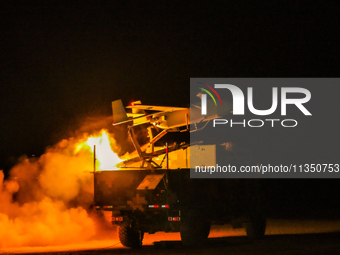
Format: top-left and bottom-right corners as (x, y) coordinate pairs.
(245, 213), (266, 240)
(203, 222), (211, 239)
(118, 224), (144, 248)
(180, 210), (210, 246)
(244, 179), (266, 240)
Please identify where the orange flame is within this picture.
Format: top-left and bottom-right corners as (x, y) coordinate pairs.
(76, 129), (122, 170)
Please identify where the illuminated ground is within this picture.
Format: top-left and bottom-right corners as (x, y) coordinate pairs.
(1, 219), (340, 254)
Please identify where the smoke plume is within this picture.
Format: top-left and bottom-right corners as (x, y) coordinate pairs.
(0, 125), (121, 249)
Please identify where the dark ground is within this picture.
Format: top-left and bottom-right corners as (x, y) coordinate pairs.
(2, 219), (340, 255)
(2, 232), (340, 255)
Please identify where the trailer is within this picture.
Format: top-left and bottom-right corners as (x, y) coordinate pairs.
(93, 100), (266, 248)
(94, 167), (265, 247)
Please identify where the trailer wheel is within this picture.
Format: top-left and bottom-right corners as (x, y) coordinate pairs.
(118, 224), (144, 248)
(180, 210), (210, 246)
(245, 213), (266, 240)
(203, 222), (211, 239)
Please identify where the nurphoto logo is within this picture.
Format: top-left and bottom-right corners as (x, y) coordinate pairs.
(197, 83), (312, 128)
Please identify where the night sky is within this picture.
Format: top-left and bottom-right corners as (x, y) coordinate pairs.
(1, 2), (340, 215)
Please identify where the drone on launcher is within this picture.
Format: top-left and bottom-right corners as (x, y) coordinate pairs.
(112, 98), (231, 169)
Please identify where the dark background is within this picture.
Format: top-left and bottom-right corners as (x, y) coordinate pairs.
(1, 1), (339, 219)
